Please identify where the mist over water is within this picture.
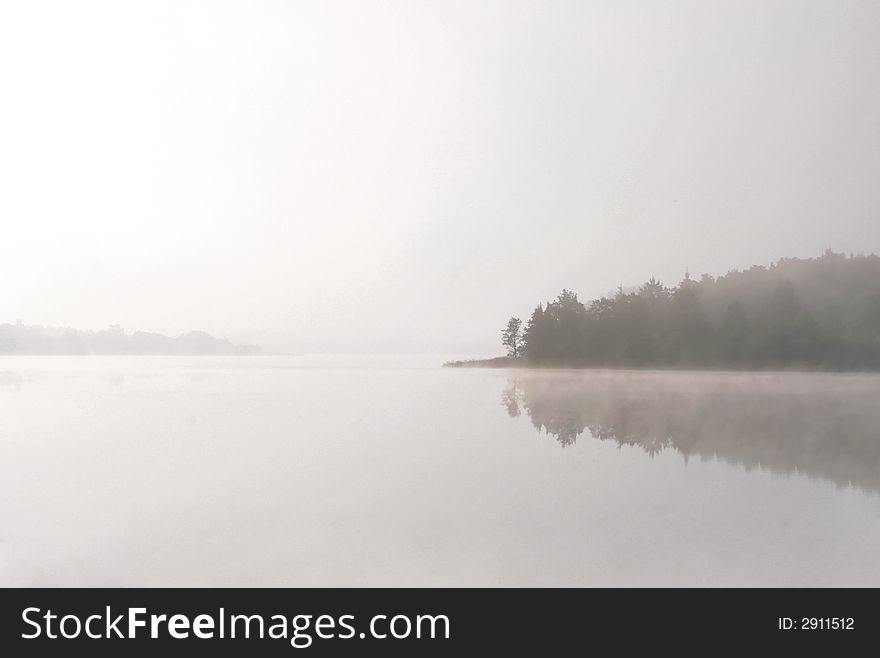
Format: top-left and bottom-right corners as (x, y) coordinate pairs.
(3, 356), (879, 587)
(504, 369), (880, 492)
(2, 0), (880, 605)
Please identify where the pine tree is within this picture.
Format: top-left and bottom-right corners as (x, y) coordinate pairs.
(501, 317), (523, 358)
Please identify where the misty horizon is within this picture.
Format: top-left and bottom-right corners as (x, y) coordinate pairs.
(3, 0), (880, 599)
(0, 322), (261, 356)
(3, 1), (880, 355)
(4, 248), (879, 356)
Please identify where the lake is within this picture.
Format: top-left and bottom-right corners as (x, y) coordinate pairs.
(2, 355), (879, 586)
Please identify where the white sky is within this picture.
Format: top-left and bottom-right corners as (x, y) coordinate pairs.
(1, 1), (879, 354)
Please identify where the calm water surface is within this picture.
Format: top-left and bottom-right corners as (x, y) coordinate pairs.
(2, 355), (879, 586)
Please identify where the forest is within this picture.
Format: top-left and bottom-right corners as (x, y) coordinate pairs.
(497, 251), (880, 370)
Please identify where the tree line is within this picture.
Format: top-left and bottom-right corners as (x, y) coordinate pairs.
(0, 322), (261, 355)
(501, 251), (880, 370)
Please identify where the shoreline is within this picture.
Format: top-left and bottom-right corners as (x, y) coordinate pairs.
(442, 357), (880, 374)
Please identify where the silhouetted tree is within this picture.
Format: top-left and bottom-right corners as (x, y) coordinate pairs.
(638, 277), (667, 300)
(522, 290), (590, 364)
(522, 304), (549, 361)
(501, 317), (523, 358)
(544, 290), (587, 362)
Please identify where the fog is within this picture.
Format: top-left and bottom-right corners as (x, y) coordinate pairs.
(504, 369), (880, 492)
(4, 356), (880, 586)
(2, 1), (880, 353)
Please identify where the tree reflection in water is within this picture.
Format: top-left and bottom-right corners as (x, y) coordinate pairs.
(502, 370), (880, 492)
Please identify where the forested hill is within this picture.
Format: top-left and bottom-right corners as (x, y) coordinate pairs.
(0, 323), (261, 355)
(496, 251), (880, 370)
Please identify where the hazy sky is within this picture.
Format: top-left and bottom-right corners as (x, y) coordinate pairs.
(1, 1), (879, 354)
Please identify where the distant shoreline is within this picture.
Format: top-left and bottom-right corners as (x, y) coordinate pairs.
(0, 322), (261, 356)
(0, 352), (279, 357)
(443, 357), (518, 368)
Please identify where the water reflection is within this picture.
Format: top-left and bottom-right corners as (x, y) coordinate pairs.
(503, 370), (880, 492)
